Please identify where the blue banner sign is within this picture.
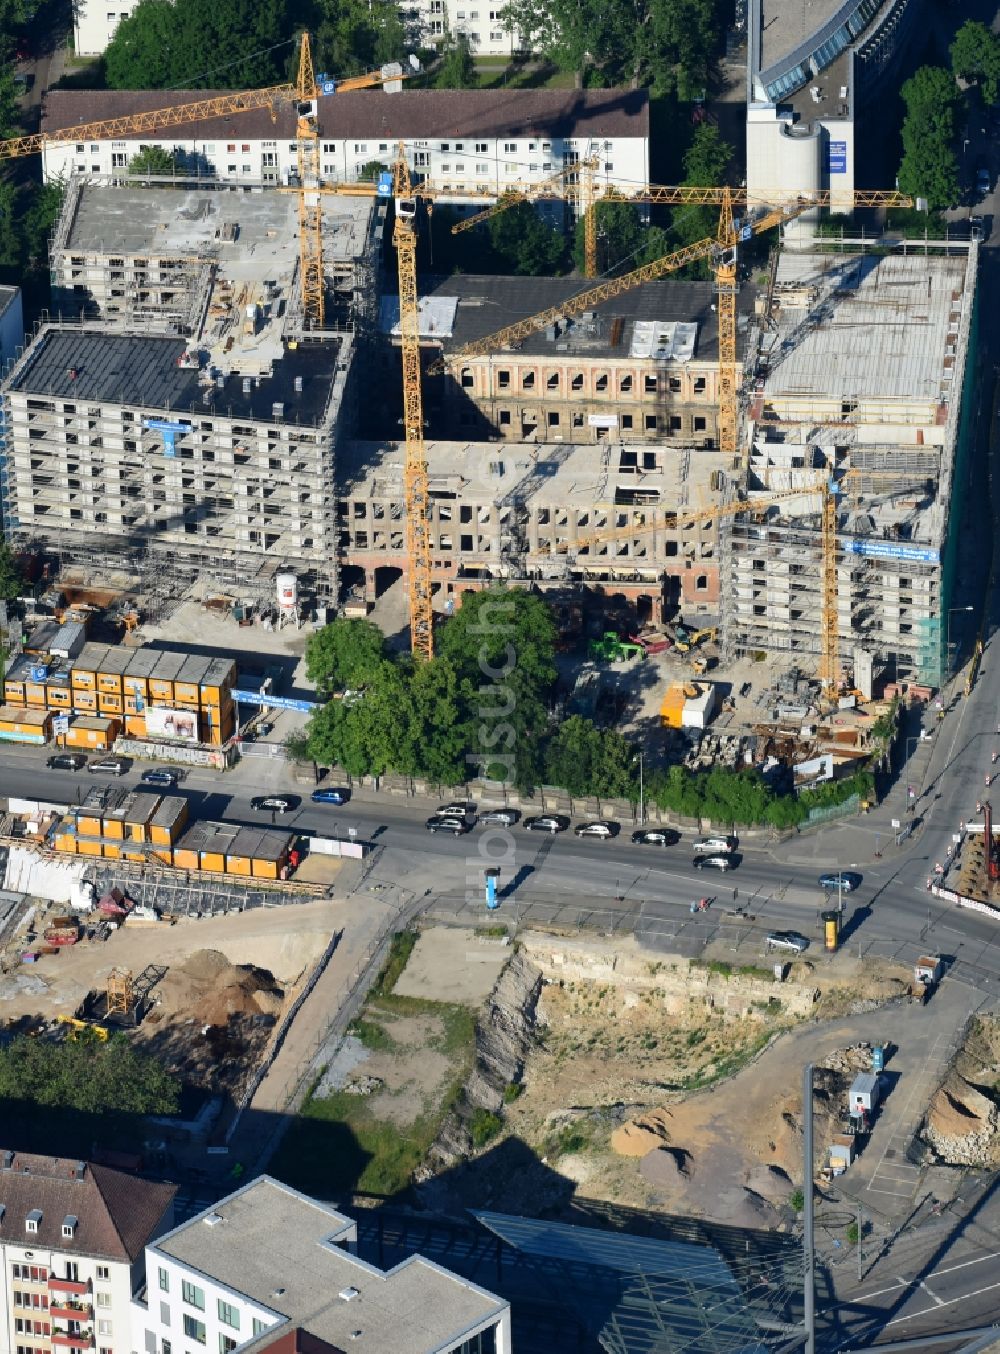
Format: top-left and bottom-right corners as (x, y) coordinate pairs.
(232, 690), (318, 713)
(842, 538), (939, 564)
(828, 141), (847, 174)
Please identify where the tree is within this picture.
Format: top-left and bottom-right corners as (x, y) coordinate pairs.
(435, 32), (476, 88)
(951, 21), (1000, 107)
(305, 618), (386, 694)
(897, 66), (960, 212)
(543, 716), (635, 797)
(487, 201), (567, 275)
(314, 0), (406, 77)
(358, 159), (390, 182)
(0, 178), (22, 273)
(0, 1031), (179, 1118)
(105, 0), (290, 90)
(668, 123), (734, 263)
(307, 660), (411, 776)
(501, 0), (723, 91)
(128, 146), (180, 178)
(437, 587), (557, 789)
(407, 657), (467, 784)
(572, 199), (670, 274)
(21, 181), (65, 271)
(0, 540), (23, 601)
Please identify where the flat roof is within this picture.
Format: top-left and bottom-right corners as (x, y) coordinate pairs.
(63, 183), (373, 270)
(410, 276), (753, 361)
(174, 821), (291, 861)
(43, 87), (649, 143)
(0, 704), (50, 724)
(339, 439), (733, 511)
(156, 1178), (507, 1354)
(7, 328), (341, 427)
(763, 251), (970, 405)
(758, 0), (893, 78)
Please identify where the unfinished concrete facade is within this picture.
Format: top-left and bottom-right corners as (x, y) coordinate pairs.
(723, 245), (978, 688)
(378, 276), (752, 445)
(3, 183), (383, 603)
(338, 438), (735, 621)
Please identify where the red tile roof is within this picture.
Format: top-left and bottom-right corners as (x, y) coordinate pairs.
(41, 87), (649, 144)
(0, 1151), (175, 1263)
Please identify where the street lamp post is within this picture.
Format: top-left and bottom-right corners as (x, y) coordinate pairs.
(946, 605), (974, 674)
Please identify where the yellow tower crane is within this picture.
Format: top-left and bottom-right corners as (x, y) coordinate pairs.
(445, 181), (913, 455)
(0, 34), (405, 326)
(392, 158), (435, 660)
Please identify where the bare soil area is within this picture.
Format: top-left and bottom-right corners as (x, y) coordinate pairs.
(453, 953), (912, 1224)
(922, 1015), (1000, 1167)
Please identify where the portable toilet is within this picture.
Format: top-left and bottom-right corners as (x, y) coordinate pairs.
(849, 1071), (880, 1120)
(872, 1045), (885, 1074)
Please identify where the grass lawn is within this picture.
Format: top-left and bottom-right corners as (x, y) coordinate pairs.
(471, 59), (577, 89)
(270, 933), (478, 1200)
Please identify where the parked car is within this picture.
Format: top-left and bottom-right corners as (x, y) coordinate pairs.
(87, 756), (130, 776)
(140, 769), (178, 788)
(574, 820), (618, 839)
(971, 214), (986, 240)
(438, 801), (476, 818)
(523, 814), (570, 834)
(692, 835), (736, 854)
(479, 807), (519, 826)
(250, 795), (298, 813)
(766, 930), (810, 954)
(693, 854), (733, 872)
(12, 71), (32, 95)
(631, 828), (680, 846)
(47, 753), (87, 771)
(977, 165), (992, 196)
(425, 815), (471, 835)
(311, 787), (350, 805)
(818, 870), (863, 892)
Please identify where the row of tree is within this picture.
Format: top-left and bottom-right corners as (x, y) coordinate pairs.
(296, 593), (872, 825)
(897, 21), (1000, 213)
(100, 0), (726, 93)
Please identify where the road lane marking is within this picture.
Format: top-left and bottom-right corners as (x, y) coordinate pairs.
(885, 1277), (1000, 1326)
(917, 1280), (945, 1306)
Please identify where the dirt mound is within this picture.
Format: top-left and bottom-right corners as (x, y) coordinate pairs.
(640, 1146), (689, 1186)
(924, 1073), (1000, 1165)
(156, 949), (283, 1028)
(611, 1109), (672, 1157)
(746, 1163), (793, 1206)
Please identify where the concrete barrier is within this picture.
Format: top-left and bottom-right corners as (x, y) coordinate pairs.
(309, 837), (367, 859)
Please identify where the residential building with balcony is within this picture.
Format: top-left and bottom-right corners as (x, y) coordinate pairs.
(134, 1176), (511, 1354)
(0, 1150), (176, 1354)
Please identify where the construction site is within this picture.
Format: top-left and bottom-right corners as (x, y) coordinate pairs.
(0, 28), (982, 777)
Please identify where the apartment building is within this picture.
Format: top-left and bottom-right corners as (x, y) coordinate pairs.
(133, 1176), (511, 1354)
(73, 0), (135, 55)
(724, 244), (978, 688)
(3, 185), (368, 603)
(0, 1149), (175, 1354)
(40, 89), (650, 210)
(338, 436), (734, 621)
(403, 0), (529, 55)
(382, 276), (748, 445)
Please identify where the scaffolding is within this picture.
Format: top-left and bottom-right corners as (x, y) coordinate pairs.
(105, 966), (134, 1018)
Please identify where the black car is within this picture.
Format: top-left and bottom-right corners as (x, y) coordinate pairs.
(523, 815), (570, 834)
(693, 854), (733, 872)
(631, 828), (679, 846)
(250, 795), (298, 813)
(47, 753), (87, 771)
(818, 871), (862, 892)
(425, 815), (471, 835)
(480, 808), (519, 826)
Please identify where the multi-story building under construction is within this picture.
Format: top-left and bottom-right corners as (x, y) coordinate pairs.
(1, 181), (385, 604)
(723, 244), (978, 689)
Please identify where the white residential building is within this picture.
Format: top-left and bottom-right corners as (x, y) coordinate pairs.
(40, 88), (650, 211)
(73, 0), (137, 56)
(133, 1176), (512, 1354)
(403, 0), (528, 55)
(0, 1149), (175, 1354)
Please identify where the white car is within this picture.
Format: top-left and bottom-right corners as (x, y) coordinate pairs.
(692, 836), (734, 854)
(574, 820), (617, 838)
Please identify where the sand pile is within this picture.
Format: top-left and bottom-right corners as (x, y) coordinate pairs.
(924, 1073), (999, 1166)
(155, 949), (284, 1028)
(611, 1109), (672, 1157)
